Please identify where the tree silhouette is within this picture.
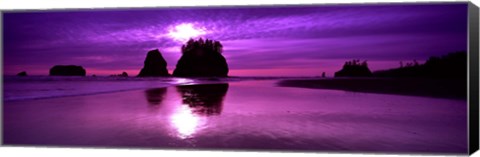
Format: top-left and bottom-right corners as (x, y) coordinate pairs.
(373, 51), (467, 78)
(334, 60), (372, 77)
(173, 38), (228, 77)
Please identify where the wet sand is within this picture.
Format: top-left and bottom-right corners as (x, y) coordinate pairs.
(3, 80), (468, 154)
(278, 78), (467, 99)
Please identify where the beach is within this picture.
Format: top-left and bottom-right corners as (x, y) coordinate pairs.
(278, 78), (467, 99)
(3, 78), (468, 154)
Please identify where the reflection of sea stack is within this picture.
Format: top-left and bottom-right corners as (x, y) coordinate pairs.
(335, 60), (372, 77)
(173, 38), (228, 77)
(138, 49), (170, 77)
(145, 88), (168, 105)
(49, 65), (86, 76)
(176, 83), (229, 116)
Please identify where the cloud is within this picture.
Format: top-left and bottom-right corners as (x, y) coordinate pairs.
(3, 4), (468, 76)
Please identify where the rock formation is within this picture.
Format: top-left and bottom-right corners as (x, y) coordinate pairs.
(138, 49), (170, 77)
(334, 60), (372, 77)
(49, 65), (86, 76)
(173, 38), (228, 77)
(16, 71), (27, 76)
(111, 72), (129, 77)
(121, 72), (128, 77)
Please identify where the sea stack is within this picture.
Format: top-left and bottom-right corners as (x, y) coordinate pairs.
(49, 65), (86, 76)
(121, 72), (128, 77)
(173, 38), (228, 77)
(16, 71), (27, 76)
(138, 49), (170, 77)
(334, 60), (372, 77)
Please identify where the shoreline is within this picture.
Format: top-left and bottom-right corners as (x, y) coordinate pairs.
(277, 78), (467, 99)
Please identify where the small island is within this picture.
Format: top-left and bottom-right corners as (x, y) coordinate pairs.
(173, 38), (229, 77)
(49, 65), (86, 76)
(137, 49), (170, 77)
(334, 60), (372, 77)
(16, 71), (27, 76)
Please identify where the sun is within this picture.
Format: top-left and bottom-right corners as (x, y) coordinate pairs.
(168, 23), (206, 42)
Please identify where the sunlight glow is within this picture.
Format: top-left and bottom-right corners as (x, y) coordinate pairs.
(172, 78), (195, 85)
(168, 23), (206, 42)
(170, 105), (204, 139)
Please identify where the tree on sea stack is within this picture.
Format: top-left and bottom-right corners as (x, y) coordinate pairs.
(173, 38), (229, 77)
(334, 60), (372, 77)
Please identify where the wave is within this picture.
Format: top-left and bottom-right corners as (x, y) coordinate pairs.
(3, 76), (318, 101)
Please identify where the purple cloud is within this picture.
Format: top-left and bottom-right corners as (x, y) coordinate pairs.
(3, 3), (468, 76)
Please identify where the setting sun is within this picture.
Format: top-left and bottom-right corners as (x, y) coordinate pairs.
(167, 23), (206, 42)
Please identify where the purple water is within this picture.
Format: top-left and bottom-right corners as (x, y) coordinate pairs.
(3, 77), (467, 154)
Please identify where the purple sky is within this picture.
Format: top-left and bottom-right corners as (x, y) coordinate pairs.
(3, 3), (468, 76)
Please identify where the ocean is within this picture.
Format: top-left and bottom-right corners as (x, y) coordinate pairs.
(2, 76), (468, 154)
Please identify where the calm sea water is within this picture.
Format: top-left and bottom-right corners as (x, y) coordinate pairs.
(3, 76), (468, 154)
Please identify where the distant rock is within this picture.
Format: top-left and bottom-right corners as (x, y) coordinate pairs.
(16, 71), (27, 76)
(138, 49), (170, 77)
(173, 38), (228, 77)
(334, 60), (372, 77)
(110, 72), (129, 77)
(49, 65), (86, 76)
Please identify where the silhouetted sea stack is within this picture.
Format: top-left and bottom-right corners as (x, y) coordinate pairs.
(334, 60), (372, 77)
(111, 72), (129, 77)
(173, 38), (229, 77)
(16, 71), (27, 76)
(121, 72), (128, 77)
(49, 65), (86, 76)
(138, 49), (170, 77)
(373, 51), (467, 78)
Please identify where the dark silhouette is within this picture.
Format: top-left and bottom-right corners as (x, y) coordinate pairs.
(176, 83), (229, 116)
(373, 51), (467, 78)
(122, 72), (128, 77)
(138, 49), (170, 77)
(334, 60), (372, 77)
(16, 71), (27, 76)
(144, 88), (168, 105)
(321, 72), (326, 78)
(111, 72), (129, 77)
(49, 65), (86, 76)
(279, 51), (468, 99)
(278, 78), (466, 99)
(173, 38), (229, 77)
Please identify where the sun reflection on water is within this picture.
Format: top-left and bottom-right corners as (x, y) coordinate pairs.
(172, 78), (195, 85)
(166, 83), (229, 139)
(170, 105), (204, 139)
